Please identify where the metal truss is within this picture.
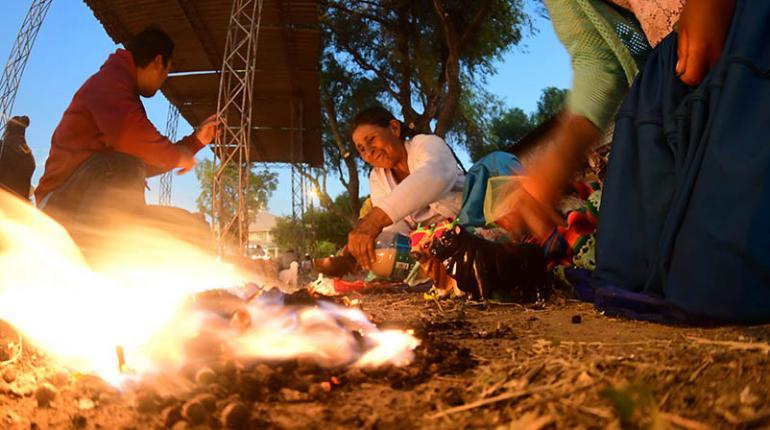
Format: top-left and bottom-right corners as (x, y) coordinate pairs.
(211, 0), (264, 255)
(0, 0), (53, 158)
(158, 104), (180, 206)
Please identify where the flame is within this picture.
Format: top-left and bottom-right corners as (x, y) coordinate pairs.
(0, 190), (418, 386)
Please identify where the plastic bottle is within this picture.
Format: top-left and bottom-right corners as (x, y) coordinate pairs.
(369, 231), (416, 281)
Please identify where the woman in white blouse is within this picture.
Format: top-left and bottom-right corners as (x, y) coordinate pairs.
(346, 106), (465, 270)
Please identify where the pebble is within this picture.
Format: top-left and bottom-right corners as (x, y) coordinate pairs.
(220, 402), (250, 429)
(195, 367), (217, 386)
(2, 368), (16, 383)
(571, 314), (582, 324)
(50, 370), (70, 387)
(190, 393), (217, 412)
(182, 398), (208, 425)
(71, 414), (88, 429)
(78, 398), (96, 410)
(171, 422), (190, 430)
(135, 392), (161, 414)
(161, 405), (183, 428)
(280, 388), (309, 402)
(35, 383), (57, 407)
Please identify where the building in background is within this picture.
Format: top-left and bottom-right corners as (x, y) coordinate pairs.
(248, 211), (279, 259)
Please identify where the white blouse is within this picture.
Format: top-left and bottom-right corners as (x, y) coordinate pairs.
(370, 134), (465, 233)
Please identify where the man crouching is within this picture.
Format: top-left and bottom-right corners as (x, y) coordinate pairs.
(35, 27), (217, 244)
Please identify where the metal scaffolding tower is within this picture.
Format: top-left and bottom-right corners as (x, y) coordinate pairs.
(158, 104), (180, 206)
(211, 0), (264, 255)
(0, 0), (53, 158)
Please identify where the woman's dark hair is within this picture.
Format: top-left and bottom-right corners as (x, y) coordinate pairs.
(126, 27), (174, 68)
(351, 106), (418, 141)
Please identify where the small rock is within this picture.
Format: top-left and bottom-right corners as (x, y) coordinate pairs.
(77, 398), (96, 410)
(740, 385), (759, 405)
(50, 370), (70, 387)
(35, 383), (57, 407)
(71, 414), (88, 429)
(161, 405), (183, 428)
(2, 368), (16, 383)
(171, 421), (190, 430)
(320, 381), (332, 393)
(220, 402), (250, 430)
(280, 388), (308, 402)
(135, 392), (161, 414)
(571, 315), (582, 324)
(190, 393), (217, 412)
(195, 367), (217, 386)
(182, 399), (208, 425)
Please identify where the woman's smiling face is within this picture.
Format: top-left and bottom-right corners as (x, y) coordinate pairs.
(352, 120), (404, 169)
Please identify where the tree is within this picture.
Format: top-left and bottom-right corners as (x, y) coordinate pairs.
(312, 0), (532, 220)
(471, 86), (568, 162)
(194, 158), (278, 222)
(532, 86), (568, 125)
(270, 203), (351, 256)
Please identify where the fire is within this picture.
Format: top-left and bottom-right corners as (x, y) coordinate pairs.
(0, 190), (419, 386)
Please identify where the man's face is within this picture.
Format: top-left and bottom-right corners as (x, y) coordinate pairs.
(136, 55), (171, 97)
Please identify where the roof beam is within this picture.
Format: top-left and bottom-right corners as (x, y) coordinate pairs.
(173, 0), (221, 70)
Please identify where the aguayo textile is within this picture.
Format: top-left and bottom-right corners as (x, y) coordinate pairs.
(593, 0), (770, 323)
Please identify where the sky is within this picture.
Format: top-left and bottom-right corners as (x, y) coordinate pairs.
(0, 1), (571, 217)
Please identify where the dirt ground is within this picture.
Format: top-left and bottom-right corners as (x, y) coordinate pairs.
(2, 285), (770, 430)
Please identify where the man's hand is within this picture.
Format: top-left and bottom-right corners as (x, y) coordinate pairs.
(676, 0), (737, 86)
(195, 114), (220, 145)
(347, 207), (392, 271)
(177, 146), (196, 175)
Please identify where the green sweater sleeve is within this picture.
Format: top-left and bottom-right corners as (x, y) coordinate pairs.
(545, 0), (633, 129)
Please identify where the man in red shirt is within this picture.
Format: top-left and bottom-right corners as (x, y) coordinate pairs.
(36, 27), (217, 227)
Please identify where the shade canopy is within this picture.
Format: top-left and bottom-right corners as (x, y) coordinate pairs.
(82, 0), (323, 165)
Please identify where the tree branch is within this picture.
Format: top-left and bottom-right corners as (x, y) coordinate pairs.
(323, 23), (402, 101)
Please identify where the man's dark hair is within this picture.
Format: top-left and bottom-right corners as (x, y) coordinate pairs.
(126, 27), (174, 68)
(351, 106), (417, 141)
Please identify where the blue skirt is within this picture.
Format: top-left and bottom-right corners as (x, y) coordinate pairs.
(593, 0), (770, 323)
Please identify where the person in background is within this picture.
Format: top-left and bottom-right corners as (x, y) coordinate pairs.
(0, 116), (35, 200)
(346, 106), (465, 270)
(35, 27), (218, 226)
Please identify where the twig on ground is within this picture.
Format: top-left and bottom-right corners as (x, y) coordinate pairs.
(658, 412), (711, 430)
(688, 357), (713, 383)
(429, 380), (569, 419)
(686, 336), (770, 354)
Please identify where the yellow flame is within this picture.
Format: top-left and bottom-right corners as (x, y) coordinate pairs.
(0, 190), (418, 386)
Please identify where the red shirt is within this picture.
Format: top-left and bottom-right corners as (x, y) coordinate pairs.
(35, 49), (204, 201)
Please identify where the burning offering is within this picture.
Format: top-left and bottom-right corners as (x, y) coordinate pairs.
(0, 190), (419, 388)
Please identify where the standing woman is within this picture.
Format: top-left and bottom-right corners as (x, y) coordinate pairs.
(346, 106), (465, 270)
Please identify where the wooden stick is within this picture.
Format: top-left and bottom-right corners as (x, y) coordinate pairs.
(429, 380), (568, 419)
(686, 336), (770, 354)
(658, 412), (711, 430)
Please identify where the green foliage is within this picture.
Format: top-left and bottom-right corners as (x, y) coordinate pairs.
(315, 241), (339, 258)
(319, 0), (533, 215)
(532, 86), (568, 125)
(601, 384), (662, 428)
(194, 158), (278, 222)
(270, 206), (352, 255)
(470, 86), (568, 162)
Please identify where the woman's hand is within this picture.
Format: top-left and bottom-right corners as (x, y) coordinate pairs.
(495, 178), (564, 241)
(347, 207), (392, 271)
(676, 0), (737, 86)
(495, 114), (599, 241)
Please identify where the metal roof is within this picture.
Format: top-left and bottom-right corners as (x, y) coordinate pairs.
(82, 0), (323, 165)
